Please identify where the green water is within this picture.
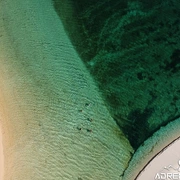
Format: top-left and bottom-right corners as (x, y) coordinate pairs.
(53, 0), (180, 150)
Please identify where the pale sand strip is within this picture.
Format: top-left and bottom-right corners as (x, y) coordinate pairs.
(137, 137), (180, 180)
(0, 124), (4, 180)
(0, 0), (133, 179)
(123, 117), (180, 180)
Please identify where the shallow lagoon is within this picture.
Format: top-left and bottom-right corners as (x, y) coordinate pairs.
(0, 0), (180, 179)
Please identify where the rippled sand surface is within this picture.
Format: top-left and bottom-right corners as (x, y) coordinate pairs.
(0, 0), (132, 179)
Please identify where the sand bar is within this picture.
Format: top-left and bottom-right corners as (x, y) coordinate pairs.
(0, 0), (133, 179)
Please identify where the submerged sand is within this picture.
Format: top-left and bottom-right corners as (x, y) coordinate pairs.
(0, 0), (133, 179)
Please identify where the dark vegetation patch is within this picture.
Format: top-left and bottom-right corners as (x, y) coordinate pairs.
(114, 107), (154, 149)
(165, 49), (180, 73)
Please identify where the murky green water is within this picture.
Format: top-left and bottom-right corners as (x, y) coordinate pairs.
(53, 0), (180, 150)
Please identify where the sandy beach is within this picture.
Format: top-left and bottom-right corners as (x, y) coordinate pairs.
(0, 124), (4, 180)
(137, 136), (180, 180)
(123, 117), (180, 180)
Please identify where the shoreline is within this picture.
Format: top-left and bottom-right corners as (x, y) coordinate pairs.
(123, 117), (180, 180)
(137, 136), (180, 180)
(135, 135), (180, 179)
